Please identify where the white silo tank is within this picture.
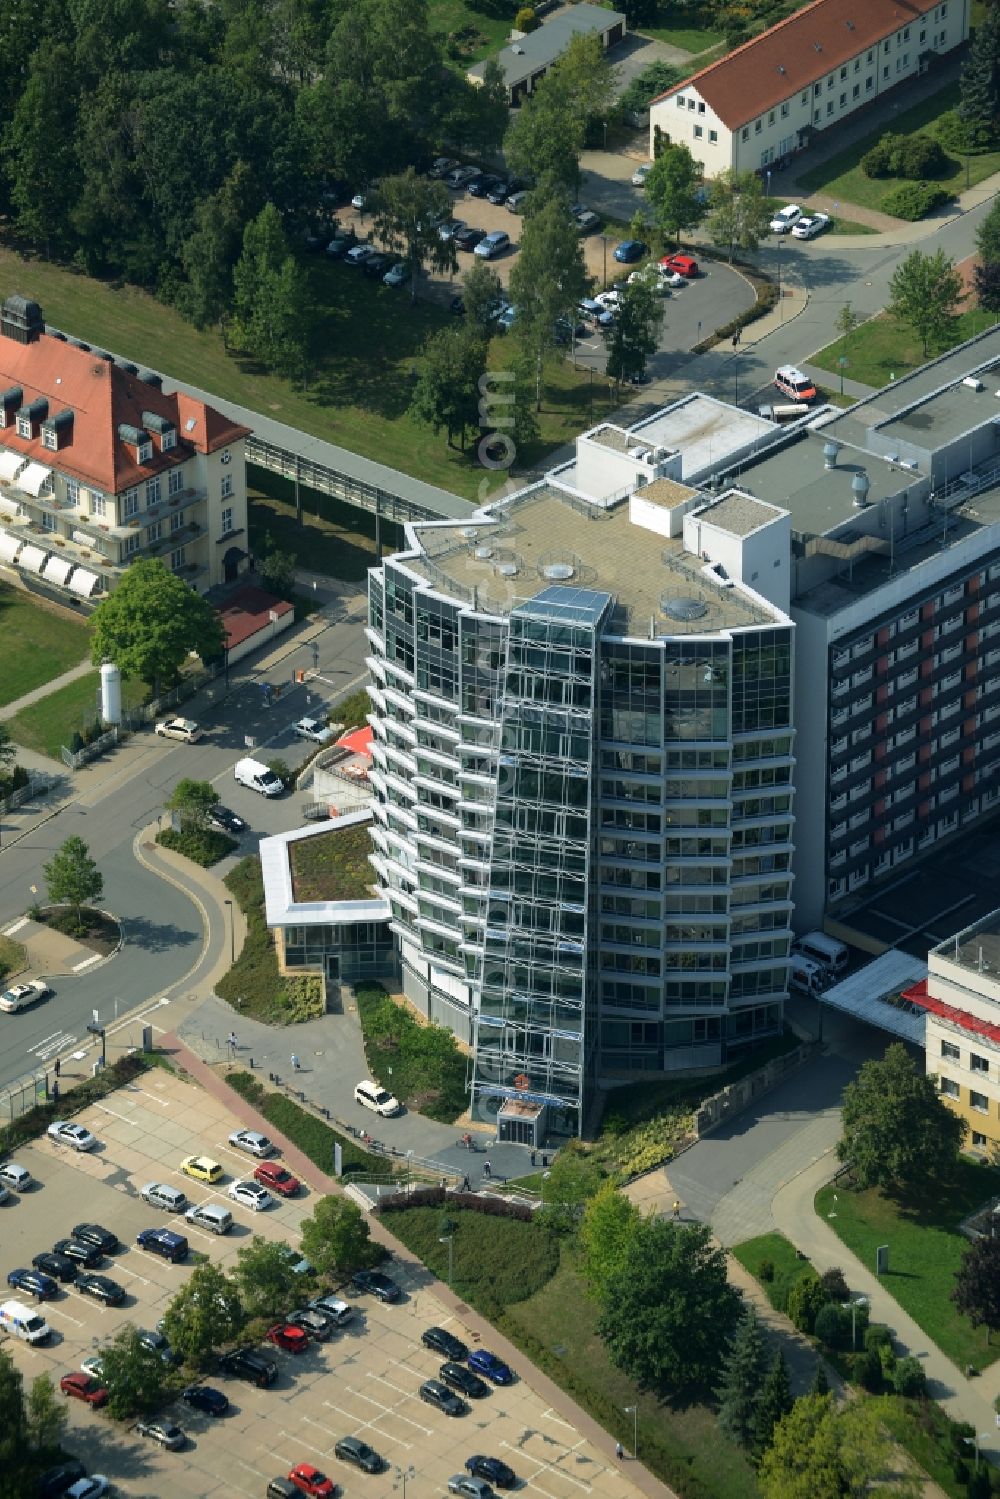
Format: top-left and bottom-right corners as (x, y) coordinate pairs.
(100, 661), (122, 725)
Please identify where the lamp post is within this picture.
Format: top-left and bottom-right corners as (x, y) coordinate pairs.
(223, 899), (235, 964)
(841, 1294), (868, 1351)
(838, 356), (849, 397)
(602, 234), (610, 289)
(963, 1434), (989, 1472)
(439, 1233), (454, 1286)
(623, 1404), (638, 1460)
(766, 167), (772, 203)
(393, 1465), (415, 1499)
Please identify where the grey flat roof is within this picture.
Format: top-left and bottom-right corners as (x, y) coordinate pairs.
(724, 430), (905, 536)
(877, 381), (1000, 450)
(820, 949), (928, 1044)
(632, 394), (773, 481)
(469, 4), (625, 88)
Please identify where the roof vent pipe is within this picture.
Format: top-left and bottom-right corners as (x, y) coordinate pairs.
(852, 470), (871, 507)
(823, 440), (840, 470)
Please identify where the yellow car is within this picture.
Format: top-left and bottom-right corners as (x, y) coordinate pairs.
(179, 1155), (224, 1184)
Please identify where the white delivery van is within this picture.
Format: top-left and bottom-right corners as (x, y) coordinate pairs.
(793, 931), (849, 977)
(0, 1298), (52, 1344)
(789, 955), (826, 997)
(234, 758), (284, 797)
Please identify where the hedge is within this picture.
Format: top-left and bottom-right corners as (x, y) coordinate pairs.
(224, 1070), (383, 1177)
(692, 275), (778, 355)
(0, 1053), (150, 1155)
(156, 827), (237, 867)
(377, 1184), (534, 1222)
(881, 182), (954, 221)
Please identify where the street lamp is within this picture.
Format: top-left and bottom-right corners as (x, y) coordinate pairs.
(439, 1233), (454, 1286)
(841, 1294), (868, 1351)
(962, 1433), (990, 1472)
(838, 355), (849, 397)
(601, 234), (611, 289)
(223, 899), (235, 965)
(766, 168), (772, 202)
(392, 1465), (415, 1499)
(623, 1404), (638, 1460)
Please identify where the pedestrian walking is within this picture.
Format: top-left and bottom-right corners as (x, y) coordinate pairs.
(615, 1443), (624, 1462)
(672, 1199), (681, 1220)
(482, 1158), (492, 1180)
(462, 1131), (472, 1149)
(530, 1150), (536, 1167)
(51, 1080), (59, 1101)
(228, 1031), (238, 1054)
(54, 1057), (61, 1079)
(461, 1175), (471, 1192)
(291, 1053), (300, 1071)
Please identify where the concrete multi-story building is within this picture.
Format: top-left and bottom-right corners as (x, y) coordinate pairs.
(902, 912), (1000, 1157)
(0, 295), (250, 607)
(649, 0), (969, 177)
(364, 413), (796, 1143)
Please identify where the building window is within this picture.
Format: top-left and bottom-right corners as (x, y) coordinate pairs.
(168, 468), (183, 496)
(741, 126), (749, 141)
(814, 83), (821, 97)
(170, 547), (186, 571)
(39, 510), (56, 531)
(940, 1076), (960, 1098)
(147, 520), (162, 543)
(883, 65), (890, 78)
(161, 428), (176, 451)
(697, 100), (705, 113)
(694, 124), (703, 138)
(884, 39), (890, 52)
(755, 118), (762, 133)
(145, 477), (161, 506)
(971, 1052), (989, 1073)
(866, 75), (874, 90)
(853, 83), (860, 98)
(972, 1131), (987, 1148)
(65, 478), (79, 507)
(920, 28), (926, 41)
(221, 506), (233, 536)
(123, 487), (139, 518)
(902, 53), (908, 65)
(781, 102), (789, 117)
(840, 92), (847, 106)
(768, 110), (775, 124)
(91, 493), (106, 519)
(903, 25), (910, 38)
(970, 1089), (989, 1113)
(840, 65), (847, 79)
(687, 98), (695, 110)
(170, 510), (184, 534)
(677, 96), (685, 108)
(827, 101), (834, 115)
(827, 75), (834, 89)
(124, 533), (140, 557)
(709, 129), (717, 142)
(814, 109), (821, 122)
(854, 58), (860, 71)
(800, 90), (808, 103)
(221, 473), (233, 499)
(941, 1039), (960, 1061)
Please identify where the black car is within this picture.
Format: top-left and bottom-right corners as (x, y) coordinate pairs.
(37, 1459), (87, 1498)
(6, 1267), (58, 1301)
(419, 1378), (467, 1416)
(182, 1384), (229, 1416)
(334, 1435), (385, 1473)
(440, 1361), (489, 1399)
(138, 1328), (181, 1364)
(219, 1347), (278, 1387)
(76, 1272), (126, 1306)
(422, 1326), (469, 1361)
(351, 1268), (400, 1303)
(466, 1456), (517, 1489)
(208, 805), (247, 835)
(453, 227), (486, 252)
(72, 1222), (119, 1255)
(32, 1251), (78, 1283)
(468, 175), (505, 199)
(287, 1308), (331, 1341)
(486, 180), (513, 205)
(362, 252), (393, 279)
(52, 1237), (103, 1268)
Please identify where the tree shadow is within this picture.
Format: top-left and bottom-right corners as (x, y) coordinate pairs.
(122, 917), (200, 953)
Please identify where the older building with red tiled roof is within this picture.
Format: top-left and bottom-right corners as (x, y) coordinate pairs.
(649, 0), (968, 178)
(0, 294), (252, 605)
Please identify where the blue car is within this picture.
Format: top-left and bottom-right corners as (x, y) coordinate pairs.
(6, 1267), (58, 1300)
(182, 1384), (229, 1416)
(613, 239), (648, 264)
(467, 1348), (513, 1385)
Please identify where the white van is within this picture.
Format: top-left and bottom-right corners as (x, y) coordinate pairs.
(234, 757), (284, 797)
(184, 1202), (233, 1235)
(0, 1298), (52, 1344)
(789, 955), (826, 997)
(794, 931), (849, 977)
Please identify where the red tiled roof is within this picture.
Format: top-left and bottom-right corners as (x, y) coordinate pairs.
(218, 585), (293, 651)
(653, 0), (938, 130)
(335, 725), (373, 757)
(901, 978), (1000, 1047)
(0, 330), (250, 494)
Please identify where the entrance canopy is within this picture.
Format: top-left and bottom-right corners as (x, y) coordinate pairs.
(819, 949), (928, 1043)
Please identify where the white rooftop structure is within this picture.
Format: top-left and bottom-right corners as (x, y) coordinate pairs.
(818, 949), (928, 1044)
(260, 810), (389, 929)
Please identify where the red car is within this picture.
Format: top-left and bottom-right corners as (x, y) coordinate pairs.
(288, 1463), (336, 1496)
(267, 1322), (310, 1354)
(254, 1160), (301, 1197)
(60, 1372), (108, 1408)
(660, 253), (699, 277)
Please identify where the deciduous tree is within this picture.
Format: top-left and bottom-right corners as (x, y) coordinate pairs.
(888, 249), (965, 357)
(505, 72), (584, 194)
(25, 1373), (66, 1451)
(373, 169), (458, 302)
(98, 1324), (169, 1418)
(759, 1394), (916, 1499)
(234, 1235), (305, 1318)
(645, 143), (705, 247)
(43, 837), (103, 926)
(706, 168), (770, 261)
(165, 779), (220, 832)
(462, 261), (506, 338)
(837, 1041), (965, 1195)
(951, 1236), (1000, 1342)
(717, 1305), (767, 1449)
(509, 183), (589, 408)
(974, 259), (1000, 317)
(91, 558), (226, 692)
(605, 274), (665, 389)
(299, 1195), (372, 1277)
(410, 325), (488, 450)
(976, 197), (1000, 266)
(162, 1262), (244, 1368)
(4, 44), (80, 257)
(579, 1182), (641, 1299)
(0, 1350), (26, 1481)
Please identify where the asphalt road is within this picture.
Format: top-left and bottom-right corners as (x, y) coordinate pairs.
(0, 589), (369, 1094)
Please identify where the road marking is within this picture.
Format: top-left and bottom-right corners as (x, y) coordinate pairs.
(539, 1406), (577, 1431)
(93, 1103), (139, 1125)
(129, 1088), (170, 1107)
(28, 1028), (74, 1056)
(29, 1032), (78, 1061)
(44, 1304), (85, 1328)
(3, 917), (29, 935)
(72, 953), (103, 973)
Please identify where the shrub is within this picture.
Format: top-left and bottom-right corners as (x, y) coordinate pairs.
(266, 757), (293, 786)
(895, 132), (950, 179)
(937, 107), (993, 155)
(862, 132), (900, 178)
(515, 5), (539, 30)
(155, 827), (237, 868)
(69, 730), (83, 754)
(893, 1355), (927, 1397)
(820, 1265), (849, 1301)
(354, 982), (469, 1123)
(758, 1258), (775, 1283)
(953, 1460), (970, 1486)
(787, 1269), (829, 1335)
(864, 1323), (894, 1354)
(0, 1053), (149, 1156)
(814, 1302), (850, 1349)
(855, 1347), (883, 1392)
(882, 182), (953, 221)
(227, 1070), (266, 1107)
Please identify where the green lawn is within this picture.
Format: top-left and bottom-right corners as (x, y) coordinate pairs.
(731, 1231), (812, 1315)
(0, 242), (602, 503)
(812, 307), (999, 390)
(429, 0), (516, 66)
(0, 586), (90, 709)
(6, 670), (149, 759)
(289, 823), (375, 903)
(503, 1250), (761, 1499)
(248, 483), (399, 584)
(379, 1203), (560, 1312)
(796, 80), (1000, 216)
(637, 21), (723, 51)
(815, 1161), (1000, 1371)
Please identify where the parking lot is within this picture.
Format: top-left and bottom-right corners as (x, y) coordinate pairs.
(0, 1072), (650, 1499)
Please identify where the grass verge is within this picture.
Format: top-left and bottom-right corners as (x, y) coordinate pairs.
(811, 308), (998, 389)
(0, 935), (27, 982)
(225, 1069), (384, 1178)
(0, 585), (89, 710)
(731, 1231), (812, 1315)
(796, 80), (1000, 215)
(429, 0), (514, 66)
(155, 827), (238, 868)
(637, 22), (723, 50)
(815, 1161), (1000, 1370)
(355, 982), (469, 1123)
(217, 856), (324, 1024)
(7, 670), (149, 759)
(289, 822), (374, 902)
(377, 1203), (559, 1315)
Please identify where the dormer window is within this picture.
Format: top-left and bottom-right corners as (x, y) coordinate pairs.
(137, 437), (153, 462)
(118, 422), (153, 464)
(142, 410), (177, 452)
(16, 398), (48, 439)
(0, 387), (22, 428)
(161, 428), (176, 451)
(41, 410), (74, 451)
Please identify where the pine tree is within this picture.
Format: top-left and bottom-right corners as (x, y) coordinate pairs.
(810, 1360), (830, 1396)
(959, 5), (1000, 149)
(717, 1305), (767, 1448)
(752, 1351), (794, 1458)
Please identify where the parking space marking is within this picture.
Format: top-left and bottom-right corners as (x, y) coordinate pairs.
(93, 1103), (140, 1125)
(130, 1088), (171, 1107)
(236, 1459), (270, 1482)
(113, 1264), (152, 1286)
(512, 1437), (602, 1495)
(539, 1406), (578, 1432)
(44, 1303), (86, 1328)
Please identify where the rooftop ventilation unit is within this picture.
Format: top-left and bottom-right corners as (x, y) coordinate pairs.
(474, 545), (493, 560)
(823, 440), (840, 470)
(777, 63), (786, 73)
(0, 295), (43, 345)
(661, 595), (709, 621)
(461, 526), (478, 540)
(542, 561), (575, 581)
(497, 562), (518, 578)
(138, 370), (162, 389)
(852, 470), (871, 507)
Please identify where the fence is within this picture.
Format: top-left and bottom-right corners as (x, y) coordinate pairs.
(0, 772), (52, 815)
(693, 1041), (816, 1138)
(0, 1067), (50, 1127)
(60, 664), (221, 768)
(247, 439), (457, 529)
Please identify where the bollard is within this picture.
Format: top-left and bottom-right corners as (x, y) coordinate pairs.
(542, 1154), (549, 1168)
(248, 1058), (254, 1069)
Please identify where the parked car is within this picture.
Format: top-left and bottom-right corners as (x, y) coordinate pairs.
(79, 1356), (104, 1382)
(66, 1479), (108, 1499)
(447, 1478), (493, 1499)
(632, 162), (653, 187)
(474, 231), (510, 260)
(438, 218), (466, 242)
(419, 1378), (467, 1415)
(291, 716), (335, 745)
(345, 243), (376, 266)
(774, 364), (817, 401)
(287, 1464), (335, 1497)
(267, 1322), (310, 1355)
(31, 1251), (77, 1283)
(384, 261), (408, 287)
(465, 1456), (516, 1489)
(37, 1460), (87, 1498)
(351, 1268), (401, 1302)
(136, 1420), (186, 1450)
(60, 1373), (107, 1408)
(72, 1223), (118, 1255)
(51, 1239), (103, 1268)
(422, 1326), (469, 1360)
(75, 1274), (125, 1306)
(467, 1349), (513, 1384)
(453, 226), (486, 251)
(0, 1162), (33, 1191)
(660, 269), (687, 288)
(466, 174), (500, 199)
(578, 298), (613, 328)
(354, 1079), (401, 1117)
(791, 211), (830, 239)
(440, 1361), (489, 1399)
(180, 1155), (223, 1183)
(254, 1160), (300, 1196)
(308, 1293), (353, 1328)
(505, 191), (529, 213)
(444, 166), (482, 191)
(496, 304), (517, 333)
(660, 253), (699, 277)
(228, 1129), (273, 1158)
(613, 239), (647, 263)
(228, 1179), (273, 1212)
(286, 1308), (330, 1341)
(575, 210), (601, 235)
(182, 1384), (228, 1415)
(207, 804), (247, 835)
(362, 252), (393, 280)
(7, 1267), (58, 1300)
(334, 1435), (384, 1473)
(0, 979), (51, 1012)
(428, 157), (459, 179)
(47, 1122), (97, 1152)
(136, 1228), (188, 1263)
(325, 236), (353, 259)
(155, 717), (202, 743)
(351, 186), (377, 210)
(219, 1347), (278, 1387)
(137, 1327), (180, 1364)
(769, 203), (801, 233)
